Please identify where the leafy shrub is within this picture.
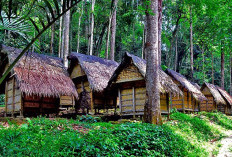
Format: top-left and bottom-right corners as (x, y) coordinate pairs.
(170, 112), (219, 141)
(0, 117), (207, 157)
(0, 94), (5, 107)
(201, 112), (232, 130)
(77, 115), (102, 123)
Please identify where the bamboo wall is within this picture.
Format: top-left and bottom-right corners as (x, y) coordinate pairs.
(200, 87), (216, 112)
(60, 96), (75, 106)
(72, 64), (116, 111)
(5, 77), (22, 115)
(171, 88), (197, 112)
(5, 77), (60, 116)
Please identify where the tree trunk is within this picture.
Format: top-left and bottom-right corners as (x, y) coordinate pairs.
(158, 0), (162, 65)
(230, 50), (232, 95)
(88, 0), (95, 55)
(109, 0), (118, 61)
(142, 19), (147, 59)
(221, 41), (225, 89)
(58, 0), (63, 58)
(190, 7), (194, 80)
(105, 15), (112, 59)
(77, 2), (83, 53)
(144, 0), (162, 125)
(63, 4), (71, 68)
(84, 0), (89, 47)
(202, 47), (205, 80)
(174, 37), (178, 71)
(50, 21), (55, 55)
(211, 51), (214, 84)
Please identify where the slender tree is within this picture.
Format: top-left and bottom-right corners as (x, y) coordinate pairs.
(230, 50), (232, 95)
(109, 0), (118, 61)
(58, 0), (64, 57)
(88, 0), (95, 55)
(174, 37), (178, 71)
(77, 1), (83, 52)
(63, 3), (71, 68)
(221, 41), (225, 89)
(158, 0), (162, 65)
(211, 51), (214, 84)
(144, 0), (162, 125)
(50, 20), (55, 54)
(190, 6), (194, 80)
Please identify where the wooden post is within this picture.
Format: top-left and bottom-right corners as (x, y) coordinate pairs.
(187, 91), (189, 112)
(182, 88), (185, 113)
(5, 81), (8, 117)
(132, 87), (135, 118)
(90, 91), (94, 113)
(20, 94), (23, 117)
(12, 77), (16, 117)
(167, 93), (170, 120)
(170, 93), (172, 111)
(118, 88), (122, 114)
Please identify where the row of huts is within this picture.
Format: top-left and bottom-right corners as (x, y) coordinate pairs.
(1, 45), (232, 117)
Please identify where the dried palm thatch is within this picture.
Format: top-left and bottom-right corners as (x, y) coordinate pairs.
(166, 69), (207, 102)
(201, 82), (226, 105)
(68, 52), (119, 92)
(0, 45), (78, 98)
(109, 52), (183, 97)
(216, 86), (232, 106)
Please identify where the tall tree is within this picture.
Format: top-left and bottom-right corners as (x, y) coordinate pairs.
(230, 50), (232, 95)
(158, 0), (162, 65)
(109, 0), (118, 61)
(58, 0), (64, 57)
(77, 2), (83, 52)
(190, 6), (194, 80)
(88, 0), (95, 55)
(63, 4), (71, 68)
(50, 21), (55, 54)
(211, 51), (214, 84)
(144, 0), (162, 125)
(221, 41), (225, 89)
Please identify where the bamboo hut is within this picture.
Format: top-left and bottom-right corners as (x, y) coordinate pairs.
(200, 82), (227, 112)
(166, 69), (207, 112)
(217, 86), (232, 114)
(68, 52), (119, 113)
(108, 52), (183, 117)
(0, 45), (78, 117)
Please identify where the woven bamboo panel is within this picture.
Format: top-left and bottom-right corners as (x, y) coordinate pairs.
(122, 94), (132, 100)
(172, 104), (183, 109)
(202, 87), (211, 95)
(217, 104), (225, 113)
(121, 88), (133, 95)
(7, 105), (13, 112)
(160, 102), (167, 111)
(7, 97), (12, 105)
(116, 64), (143, 83)
(70, 64), (85, 79)
(42, 103), (56, 109)
(15, 103), (21, 111)
(60, 96), (74, 106)
(135, 105), (144, 111)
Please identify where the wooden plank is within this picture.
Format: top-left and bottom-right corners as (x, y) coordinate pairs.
(132, 87), (135, 118)
(121, 99), (133, 102)
(12, 77), (15, 117)
(5, 81), (8, 115)
(182, 87), (185, 113)
(170, 93), (173, 110)
(121, 93), (133, 96)
(90, 92), (94, 112)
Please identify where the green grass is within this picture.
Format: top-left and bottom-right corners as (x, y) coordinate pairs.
(0, 112), (232, 156)
(0, 104), (5, 107)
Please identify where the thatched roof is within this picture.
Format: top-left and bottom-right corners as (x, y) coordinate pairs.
(166, 69), (207, 102)
(201, 82), (226, 105)
(0, 45), (78, 98)
(68, 52), (119, 92)
(216, 86), (232, 106)
(109, 52), (183, 96)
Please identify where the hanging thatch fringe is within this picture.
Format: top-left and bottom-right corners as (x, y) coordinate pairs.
(166, 69), (207, 102)
(109, 52), (183, 97)
(0, 45), (78, 98)
(68, 52), (119, 92)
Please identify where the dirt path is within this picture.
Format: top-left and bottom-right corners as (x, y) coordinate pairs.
(217, 135), (232, 157)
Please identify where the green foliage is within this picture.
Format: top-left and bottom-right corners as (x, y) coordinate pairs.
(0, 94), (5, 107)
(0, 117), (207, 157)
(201, 112), (232, 130)
(77, 115), (102, 123)
(170, 112), (222, 141)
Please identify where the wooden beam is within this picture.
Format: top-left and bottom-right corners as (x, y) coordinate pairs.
(182, 88), (185, 113)
(132, 87), (135, 118)
(167, 93), (170, 120)
(118, 89), (122, 114)
(5, 81), (8, 117)
(12, 77), (15, 117)
(170, 93), (173, 110)
(90, 91), (94, 113)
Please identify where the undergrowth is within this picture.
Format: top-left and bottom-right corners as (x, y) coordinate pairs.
(0, 111), (231, 156)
